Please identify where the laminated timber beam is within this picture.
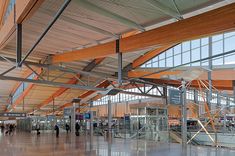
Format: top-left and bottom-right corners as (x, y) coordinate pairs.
(128, 70), (182, 79)
(44, 31), (143, 114)
(34, 57), (105, 112)
(151, 79), (234, 91)
(0, 0), (9, 27)
(47, 80), (111, 114)
(53, 42), (175, 112)
(132, 44), (175, 68)
(128, 69), (235, 81)
(6, 68), (43, 112)
(52, 3), (235, 63)
(0, 0), (44, 48)
(35, 76), (79, 110)
(78, 80), (110, 99)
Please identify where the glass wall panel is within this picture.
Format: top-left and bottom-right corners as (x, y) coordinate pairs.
(224, 36), (235, 52)
(166, 57), (173, 67)
(174, 54), (181, 66)
(191, 39), (200, 49)
(212, 40), (223, 55)
(182, 51), (190, 64)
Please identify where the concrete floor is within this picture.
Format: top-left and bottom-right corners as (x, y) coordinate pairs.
(0, 131), (235, 156)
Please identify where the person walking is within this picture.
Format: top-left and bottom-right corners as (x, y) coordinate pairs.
(65, 123), (70, 134)
(75, 121), (80, 136)
(36, 123), (40, 135)
(9, 124), (14, 136)
(54, 124), (59, 138)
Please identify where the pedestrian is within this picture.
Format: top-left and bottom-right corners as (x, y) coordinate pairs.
(1, 124), (4, 133)
(65, 123), (70, 134)
(54, 124), (59, 138)
(36, 123), (40, 135)
(9, 124), (14, 136)
(75, 121), (80, 136)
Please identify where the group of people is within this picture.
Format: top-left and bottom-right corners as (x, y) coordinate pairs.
(55, 121), (80, 137)
(65, 121), (81, 134)
(35, 121), (81, 138)
(1, 124), (16, 136)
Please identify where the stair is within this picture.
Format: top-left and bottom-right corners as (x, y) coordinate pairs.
(170, 131), (200, 145)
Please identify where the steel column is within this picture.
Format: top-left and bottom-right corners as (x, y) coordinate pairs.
(108, 97), (112, 136)
(117, 39), (122, 86)
(71, 102), (76, 134)
(90, 101), (94, 136)
(209, 36), (217, 146)
(16, 23), (22, 67)
(208, 37), (213, 109)
(181, 80), (187, 147)
(194, 90), (199, 104)
(52, 98), (55, 115)
(226, 95), (230, 111)
(233, 81), (235, 103)
(163, 86), (167, 100)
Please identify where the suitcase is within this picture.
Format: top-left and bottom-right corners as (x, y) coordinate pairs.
(75, 131), (79, 136)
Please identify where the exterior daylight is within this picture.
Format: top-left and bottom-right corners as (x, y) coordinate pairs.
(0, 0), (235, 155)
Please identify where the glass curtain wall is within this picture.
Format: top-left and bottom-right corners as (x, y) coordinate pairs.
(141, 31), (235, 68)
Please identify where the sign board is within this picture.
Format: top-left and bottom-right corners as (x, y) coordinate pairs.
(78, 114), (83, 120)
(169, 89), (181, 105)
(0, 112), (26, 117)
(47, 115), (55, 121)
(84, 113), (90, 119)
(64, 108), (72, 117)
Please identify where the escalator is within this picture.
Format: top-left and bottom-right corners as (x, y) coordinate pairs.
(170, 128), (201, 145)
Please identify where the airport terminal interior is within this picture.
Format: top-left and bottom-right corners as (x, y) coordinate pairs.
(1, 0), (235, 155)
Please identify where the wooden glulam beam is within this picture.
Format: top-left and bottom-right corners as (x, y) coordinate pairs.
(36, 76), (78, 109)
(0, 0), (9, 27)
(132, 44), (175, 68)
(78, 80), (110, 99)
(15, 0), (45, 23)
(9, 69), (35, 100)
(52, 80), (110, 113)
(151, 79), (233, 90)
(128, 70), (182, 79)
(57, 46), (176, 110)
(54, 30), (166, 111)
(7, 68), (43, 112)
(53, 42), (116, 63)
(0, 0), (44, 48)
(128, 69), (235, 80)
(50, 31), (157, 113)
(52, 3), (235, 63)
(35, 58), (105, 112)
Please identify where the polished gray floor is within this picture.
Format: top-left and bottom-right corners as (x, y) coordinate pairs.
(0, 131), (234, 156)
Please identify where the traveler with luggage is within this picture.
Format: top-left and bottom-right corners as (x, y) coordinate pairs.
(75, 121), (80, 136)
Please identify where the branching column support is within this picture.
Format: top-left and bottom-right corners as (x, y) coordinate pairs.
(16, 23), (22, 67)
(117, 39), (122, 86)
